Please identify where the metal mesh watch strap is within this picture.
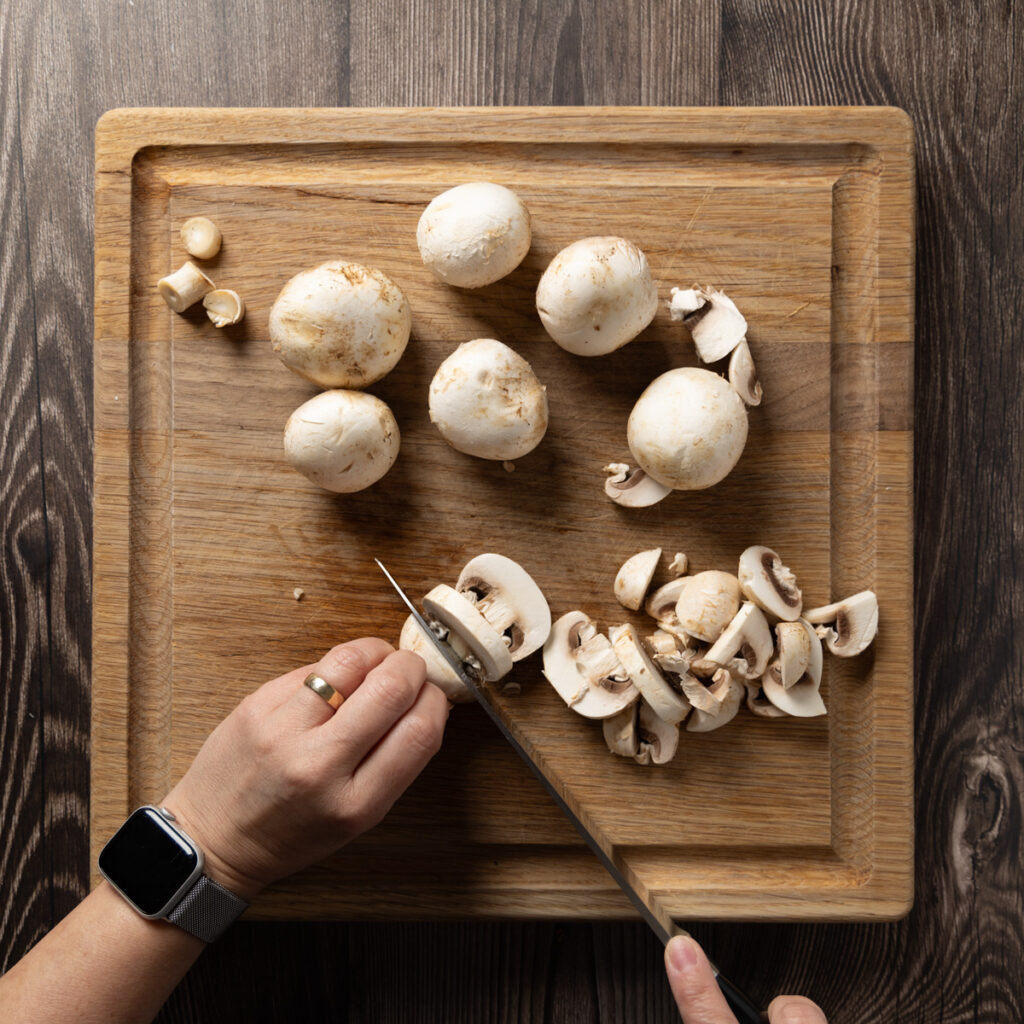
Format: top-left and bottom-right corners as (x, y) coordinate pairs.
(166, 875), (249, 942)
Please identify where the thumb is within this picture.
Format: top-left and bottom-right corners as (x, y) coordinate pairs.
(664, 936), (737, 1023)
(767, 996), (829, 1023)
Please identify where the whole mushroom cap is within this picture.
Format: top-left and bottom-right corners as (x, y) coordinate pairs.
(283, 389), (400, 493)
(417, 182), (532, 288)
(429, 338), (549, 460)
(536, 236), (658, 356)
(269, 260), (411, 389)
(627, 367), (748, 490)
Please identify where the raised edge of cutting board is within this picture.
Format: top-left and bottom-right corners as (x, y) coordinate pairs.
(92, 107), (914, 921)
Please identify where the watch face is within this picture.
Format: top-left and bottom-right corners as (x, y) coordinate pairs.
(99, 807), (201, 916)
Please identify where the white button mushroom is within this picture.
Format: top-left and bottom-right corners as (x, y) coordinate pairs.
(536, 236), (658, 356)
(609, 624), (691, 726)
(804, 591), (879, 657)
(627, 367), (749, 490)
(422, 584), (514, 683)
(399, 614), (473, 703)
(614, 548), (662, 611)
(673, 570), (741, 644)
(417, 182), (532, 288)
(269, 261), (411, 389)
(738, 545), (803, 621)
(283, 389), (400, 493)
(428, 339), (549, 460)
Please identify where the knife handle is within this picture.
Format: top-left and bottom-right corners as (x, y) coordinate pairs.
(715, 971), (767, 1023)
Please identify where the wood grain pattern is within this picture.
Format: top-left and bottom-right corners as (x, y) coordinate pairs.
(91, 107), (913, 926)
(1, 0), (1021, 1020)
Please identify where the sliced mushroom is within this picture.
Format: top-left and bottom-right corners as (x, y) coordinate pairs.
(679, 285), (747, 363)
(421, 584), (513, 682)
(761, 620), (826, 717)
(603, 703), (639, 758)
(674, 570), (741, 643)
(634, 700), (680, 765)
(769, 620), (812, 689)
(668, 286), (706, 319)
(668, 552), (688, 576)
(728, 339), (762, 406)
(603, 463), (672, 508)
(745, 683), (788, 718)
(686, 669), (744, 732)
(645, 577), (689, 623)
(614, 548), (662, 611)
(609, 624), (690, 725)
(542, 612), (638, 719)
(399, 615), (473, 703)
(643, 630), (719, 714)
(456, 553), (551, 661)
(804, 591), (879, 657)
(738, 546), (803, 621)
(705, 602), (774, 680)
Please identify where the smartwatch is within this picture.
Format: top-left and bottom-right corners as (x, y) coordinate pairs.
(99, 805), (248, 942)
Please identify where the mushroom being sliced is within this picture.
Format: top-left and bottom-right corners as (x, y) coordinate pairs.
(804, 591), (879, 657)
(609, 624), (691, 725)
(603, 463), (672, 508)
(456, 553), (551, 661)
(399, 615), (473, 703)
(705, 602), (774, 680)
(728, 339), (763, 406)
(634, 700), (680, 765)
(686, 669), (745, 732)
(678, 285), (748, 363)
(614, 548), (662, 611)
(738, 546), (803, 621)
(674, 570), (741, 643)
(761, 620), (826, 717)
(770, 620), (812, 689)
(421, 584), (513, 682)
(542, 612), (638, 719)
(603, 703), (640, 758)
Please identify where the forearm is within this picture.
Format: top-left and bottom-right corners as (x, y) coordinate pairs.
(0, 881), (206, 1024)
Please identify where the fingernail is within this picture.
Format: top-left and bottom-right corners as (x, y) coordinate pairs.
(668, 935), (700, 972)
(774, 999), (826, 1024)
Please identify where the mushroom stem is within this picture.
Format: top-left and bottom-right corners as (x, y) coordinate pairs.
(180, 216), (222, 260)
(203, 288), (245, 327)
(158, 261), (215, 312)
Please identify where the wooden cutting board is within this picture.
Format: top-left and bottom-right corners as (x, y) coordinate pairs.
(92, 107), (914, 921)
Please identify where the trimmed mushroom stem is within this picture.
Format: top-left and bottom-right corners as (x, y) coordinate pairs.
(203, 288), (245, 327)
(180, 216), (222, 260)
(158, 261), (215, 313)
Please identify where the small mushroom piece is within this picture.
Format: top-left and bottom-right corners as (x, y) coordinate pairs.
(399, 614), (473, 703)
(643, 630), (720, 715)
(603, 463), (672, 508)
(456, 553), (551, 661)
(645, 577), (689, 623)
(417, 182), (531, 288)
(674, 570), (742, 643)
(542, 612), (638, 718)
(609, 624), (690, 726)
(422, 584), (514, 683)
(705, 602), (774, 680)
(429, 339), (549, 460)
(686, 669), (745, 732)
(180, 216), (222, 260)
(203, 288), (245, 327)
(745, 683), (788, 718)
(738, 546), (803, 621)
(668, 552), (688, 576)
(603, 703), (639, 758)
(614, 548), (662, 611)
(761, 620), (826, 717)
(536, 236), (658, 356)
(728, 339), (762, 406)
(680, 285), (748, 363)
(771, 620), (812, 688)
(157, 261), (215, 312)
(668, 286), (706, 319)
(804, 591), (879, 657)
(634, 701), (680, 765)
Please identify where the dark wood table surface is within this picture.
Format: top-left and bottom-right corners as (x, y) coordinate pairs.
(2, 1), (1021, 1021)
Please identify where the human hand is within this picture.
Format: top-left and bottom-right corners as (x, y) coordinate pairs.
(161, 638), (448, 899)
(666, 935), (828, 1023)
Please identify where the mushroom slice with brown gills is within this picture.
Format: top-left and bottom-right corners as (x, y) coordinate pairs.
(421, 584), (513, 683)
(745, 683), (788, 718)
(738, 546), (803, 621)
(643, 630), (720, 715)
(634, 700), (679, 765)
(674, 570), (741, 643)
(761, 620), (826, 717)
(609, 624), (690, 725)
(704, 602), (773, 680)
(674, 285), (748, 364)
(603, 703), (639, 758)
(769, 620), (812, 689)
(686, 669), (745, 732)
(804, 591), (879, 657)
(542, 612), (638, 718)
(728, 339), (762, 406)
(399, 615), (473, 703)
(603, 463), (671, 508)
(456, 553), (551, 661)
(614, 548), (662, 611)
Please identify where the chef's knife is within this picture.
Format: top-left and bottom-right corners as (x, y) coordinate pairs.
(375, 559), (764, 1023)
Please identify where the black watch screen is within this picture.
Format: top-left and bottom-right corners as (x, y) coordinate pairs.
(99, 806), (200, 916)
